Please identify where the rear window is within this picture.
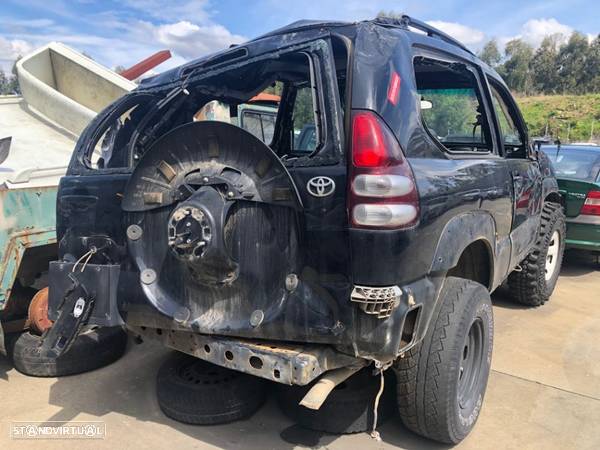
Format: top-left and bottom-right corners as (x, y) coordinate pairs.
(542, 147), (600, 182)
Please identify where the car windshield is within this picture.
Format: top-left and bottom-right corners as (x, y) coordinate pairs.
(541, 146), (600, 182)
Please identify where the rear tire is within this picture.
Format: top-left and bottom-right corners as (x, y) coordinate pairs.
(156, 353), (267, 425)
(12, 327), (127, 377)
(508, 202), (565, 306)
(394, 277), (493, 444)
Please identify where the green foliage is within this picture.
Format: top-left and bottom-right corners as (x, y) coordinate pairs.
(557, 32), (591, 94)
(530, 35), (562, 94)
(292, 86), (313, 130)
(0, 56), (22, 95)
(482, 33), (600, 96)
(419, 89), (482, 140)
(478, 40), (502, 67)
(501, 39), (535, 94)
(517, 94), (600, 142)
(0, 69), (20, 95)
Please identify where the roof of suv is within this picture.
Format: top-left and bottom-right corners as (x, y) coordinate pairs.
(139, 15), (486, 90)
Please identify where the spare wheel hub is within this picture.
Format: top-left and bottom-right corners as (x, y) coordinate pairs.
(168, 205), (212, 262)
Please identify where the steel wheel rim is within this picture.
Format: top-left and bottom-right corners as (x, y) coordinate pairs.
(178, 360), (235, 385)
(545, 230), (560, 281)
(458, 318), (485, 411)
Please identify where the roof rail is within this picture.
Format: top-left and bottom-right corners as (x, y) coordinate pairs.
(375, 15), (475, 56)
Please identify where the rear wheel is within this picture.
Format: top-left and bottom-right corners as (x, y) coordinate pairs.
(394, 277), (493, 444)
(156, 353), (267, 425)
(508, 202), (566, 306)
(12, 327), (127, 377)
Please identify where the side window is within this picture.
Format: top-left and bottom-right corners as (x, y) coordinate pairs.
(488, 80), (526, 157)
(414, 57), (493, 154)
(292, 85), (318, 153)
(193, 101), (277, 145)
(241, 110), (276, 144)
(86, 96), (153, 170)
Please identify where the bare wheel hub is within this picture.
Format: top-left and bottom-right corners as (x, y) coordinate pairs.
(167, 206), (212, 262)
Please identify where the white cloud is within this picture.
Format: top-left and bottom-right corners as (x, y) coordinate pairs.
(518, 18), (573, 47)
(121, 0), (211, 23)
(426, 21), (486, 47)
(0, 0), (246, 76)
(0, 37), (33, 71)
(131, 20), (246, 60)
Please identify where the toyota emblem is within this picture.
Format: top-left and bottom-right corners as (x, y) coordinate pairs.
(307, 176), (336, 197)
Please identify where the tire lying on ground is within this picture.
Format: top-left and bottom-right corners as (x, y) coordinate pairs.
(12, 327), (128, 377)
(156, 353), (267, 425)
(276, 368), (396, 434)
(394, 277), (493, 444)
(508, 201), (566, 306)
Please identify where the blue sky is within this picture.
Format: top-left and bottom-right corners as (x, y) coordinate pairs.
(1, 0), (598, 73)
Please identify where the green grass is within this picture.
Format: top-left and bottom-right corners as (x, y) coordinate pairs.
(516, 94), (600, 143)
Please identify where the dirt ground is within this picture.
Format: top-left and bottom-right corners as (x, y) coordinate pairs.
(0, 250), (599, 450)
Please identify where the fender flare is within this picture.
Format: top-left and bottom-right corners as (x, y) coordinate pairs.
(542, 176), (561, 203)
(429, 211), (496, 278)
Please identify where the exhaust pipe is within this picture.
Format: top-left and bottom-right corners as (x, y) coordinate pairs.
(299, 364), (365, 410)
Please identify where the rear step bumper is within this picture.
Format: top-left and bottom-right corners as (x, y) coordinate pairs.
(129, 325), (364, 386)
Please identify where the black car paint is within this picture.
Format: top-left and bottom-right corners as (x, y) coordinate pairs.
(51, 19), (559, 364)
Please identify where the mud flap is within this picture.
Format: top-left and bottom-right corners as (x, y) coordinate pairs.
(39, 272), (95, 358)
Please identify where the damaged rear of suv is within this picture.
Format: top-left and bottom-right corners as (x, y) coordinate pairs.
(43, 15), (564, 444)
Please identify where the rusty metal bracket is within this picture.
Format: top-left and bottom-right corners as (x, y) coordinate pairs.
(130, 325), (361, 386)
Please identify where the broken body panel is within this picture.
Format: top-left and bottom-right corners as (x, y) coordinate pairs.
(48, 19), (558, 382)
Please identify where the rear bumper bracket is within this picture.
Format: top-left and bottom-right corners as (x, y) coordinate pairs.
(129, 325), (364, 386)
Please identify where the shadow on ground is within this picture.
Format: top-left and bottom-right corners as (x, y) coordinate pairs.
(559, 249), (599, 277)
(22, 339), (450, 450)
(0, 354), (11, 381)
(491, 248), (599, 310)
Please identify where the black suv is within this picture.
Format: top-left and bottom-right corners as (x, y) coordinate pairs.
(43, 16), (565, 444)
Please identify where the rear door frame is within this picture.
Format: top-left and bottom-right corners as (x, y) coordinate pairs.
(484, 75), (543, 268)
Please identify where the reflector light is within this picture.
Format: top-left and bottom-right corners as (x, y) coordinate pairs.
(352, 204), (418, 227)
(352, 174), (414, 197)
(351, 285), (402, 319)
(387, 71), (401, 106)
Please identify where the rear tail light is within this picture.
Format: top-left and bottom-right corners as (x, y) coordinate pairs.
(348, 110), (419, 229)
(580, 191), (600, 216)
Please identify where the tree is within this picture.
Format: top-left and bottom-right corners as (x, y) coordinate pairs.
(531, 34), (562, 94)
(0, 70), (8, 94)
(556, 32), (590, 94)
(501, 39), (534, 94)
(7, 56), (21, 94)
(584, 35), (600, 93)
(479, 39), (502, 67)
